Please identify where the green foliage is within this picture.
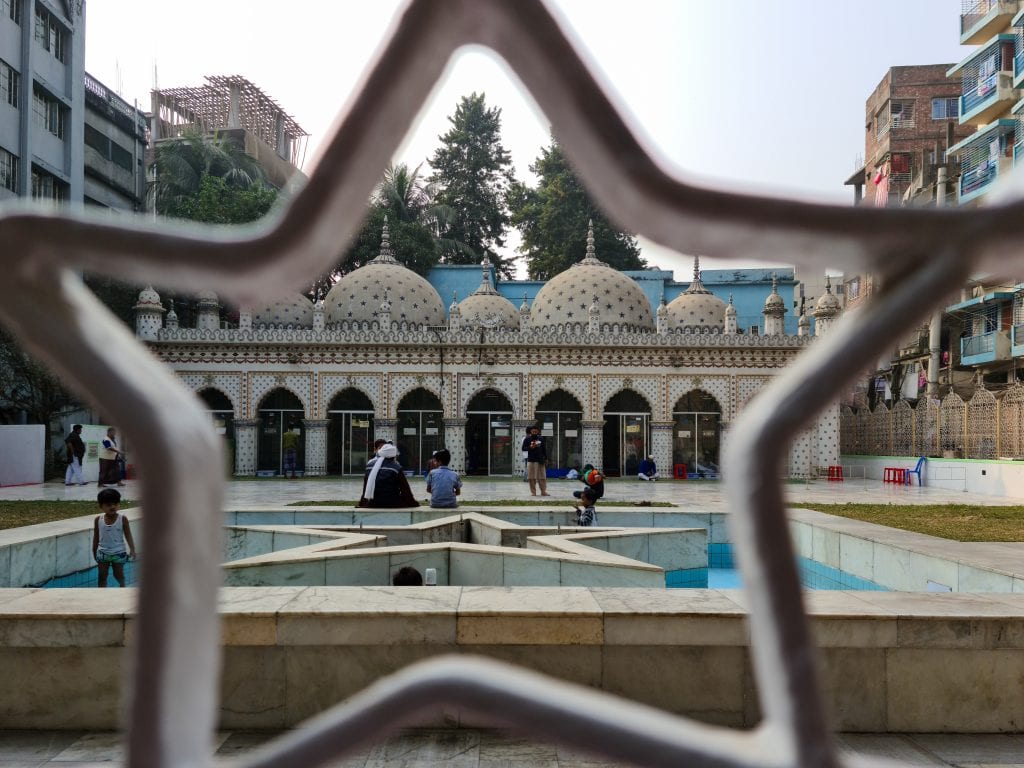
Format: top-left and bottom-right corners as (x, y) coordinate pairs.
(340, 206), (439, 277)
(166, 175), (277, 224)
(510, 140), (645, 280)
(428, 93), (517, 277)
(0, 500), (135, 531)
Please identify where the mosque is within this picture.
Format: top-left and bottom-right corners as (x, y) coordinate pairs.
(133, 222), (843, 479)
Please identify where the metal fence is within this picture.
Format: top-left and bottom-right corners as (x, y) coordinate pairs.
(841, 383), (1024, 459)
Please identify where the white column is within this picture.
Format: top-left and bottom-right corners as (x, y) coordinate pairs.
(302, 419), (329, 476)
(650, 421), (673, 479)
(374, 418), (397, 446)
(581, 420), (605, 472)
(444, 417), (468, 475)
(233, 419), (258, 476)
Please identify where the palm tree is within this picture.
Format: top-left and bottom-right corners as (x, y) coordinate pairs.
(375, 163), (475, 261)
(151, 129), (266, 216)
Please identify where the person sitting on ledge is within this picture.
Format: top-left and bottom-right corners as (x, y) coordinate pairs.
(426, 448), (461, 509)
(572, 487), (598, 527)
(359, 443), (419, 508)
(392, 566), (423, 586)
(638, 455), (659, 481)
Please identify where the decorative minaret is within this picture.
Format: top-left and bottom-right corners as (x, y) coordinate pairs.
(377, 287), (392, 331)
(133, 286), (166, 340)
(762, 273), (787, 336)
(238, 305), (252, 331)
(448, 290), (462, 331)
(195, 290), (221, 331)
(812, 274), (841, 337)
(165, 305), (179, 331)
(724, 294), (738, 334)
(588, 294), (601, 333)
(519, 293), (531, 331)
(312, 300), (325, 332)
(372, 216), (397, 264)
(798, 306), (810, 337)
(656, 297), (669, 335)
(581, 220), (603, 265)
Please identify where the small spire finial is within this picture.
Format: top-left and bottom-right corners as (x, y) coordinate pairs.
(372, 216), (397, 263)
(825, 274), (833, 293)
(771, 273), (779, 293)
(693, 254), (701, 283)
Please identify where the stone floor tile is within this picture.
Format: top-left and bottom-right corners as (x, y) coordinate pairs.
(0, 731), (83, 761)
(835, 734), (947, 765)
(908, 734), (1024, 764)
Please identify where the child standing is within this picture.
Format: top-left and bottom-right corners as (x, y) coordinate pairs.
(426, 448), (462, 509)
(573, 487), (598, 527)
(92, 488), (136, 587)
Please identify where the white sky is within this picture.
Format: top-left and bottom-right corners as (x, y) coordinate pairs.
(84, 0), (972, 278)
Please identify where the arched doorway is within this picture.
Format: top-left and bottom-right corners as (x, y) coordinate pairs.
(535, 389), (583, 472)
(673, 390), (722, 478)
(603, 389), (651, 477)
(397, 388), (444, 475)
(326, 388), (374, 475)
(198, 388), (234, 473)
(257, 389), (305, 475)
(466, 388), (514, 475)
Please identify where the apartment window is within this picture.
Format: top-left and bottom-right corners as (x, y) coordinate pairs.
(1, 0), (20, 24)
(85, 124), (135, 172)
(33, 86), (65, 138)
(0, 147), (17, 192)
(0, 59), (17, 108)
(31, 166), (66, 202)
(111, 142), (133, 171)
(749, 325), (760, 336)
(932, 97), (959, 119)
(34, 5), (65, 63)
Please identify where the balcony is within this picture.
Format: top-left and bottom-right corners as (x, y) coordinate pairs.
(950, 35), (1019, 125)
(961, 329), (1011, 365)
(948, 118), (1016, 203)
(962, 0), (1022, 44)
(1012, 323), (1024, 355)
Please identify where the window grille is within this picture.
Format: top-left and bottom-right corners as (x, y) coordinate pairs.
(0, 146), (16, 192)
(0, 1), (1003, 766)
(931, 97), (959, 120)
(0, 58), (17, 109)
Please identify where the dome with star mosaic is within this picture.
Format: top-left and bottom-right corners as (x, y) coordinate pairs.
(456, 259), (519, 329)
(324, 219), (445, 328)
(252, 294), (314, 328)
(666, 256), (726, 333)
(529, 222), (654, 332)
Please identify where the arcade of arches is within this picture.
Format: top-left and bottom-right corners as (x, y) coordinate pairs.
(192, 380), (746, 479)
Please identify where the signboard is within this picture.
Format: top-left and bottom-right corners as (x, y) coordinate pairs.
(353, 419), (370, 428)
(702, 430), (716, 437)
(425, 427), (439, 436)
(564, 430), (578, 437)
(491, 421), (507, 428)
(677, 430), (691, 438)
(403, 427), (417, 435)
(494, 429), (510, 436)
(543, 423), (554, 430)
(625, 424), (640, 433)
(542, 429), (554, 436)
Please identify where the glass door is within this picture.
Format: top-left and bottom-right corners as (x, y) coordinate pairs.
(622, 414), (647, 476)
(535, 410), (582, 470)
(489, 413), (513, 475)
(328, 411), (374, 474)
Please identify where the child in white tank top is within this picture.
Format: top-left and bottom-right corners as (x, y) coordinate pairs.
(93, 488), (136, 587)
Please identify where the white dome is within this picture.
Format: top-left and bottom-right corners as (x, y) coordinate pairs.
(134, 285), (162, 309)
(814, 276), (841, 317)
(325, 219), (445, 328)
(666, 257), (725, 332)
(456, 260), (518, 329)
(530, 223), (654, 331)
(253, 294), (314, 328)
(763, 274), (786, 316)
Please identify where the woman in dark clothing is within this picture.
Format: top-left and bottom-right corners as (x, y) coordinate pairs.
(359, 443), (419, 508)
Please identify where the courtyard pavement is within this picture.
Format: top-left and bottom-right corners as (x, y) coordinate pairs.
(2, 476), (1022, 765)
(1, 473), (1021, 508)
(1, 728), (1024, 766)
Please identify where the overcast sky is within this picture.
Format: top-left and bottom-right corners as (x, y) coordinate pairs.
(84, 0), (972, 278)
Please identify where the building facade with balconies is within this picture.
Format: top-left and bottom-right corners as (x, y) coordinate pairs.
(82, 71), (147, 212)
(0, 0), (85, 205)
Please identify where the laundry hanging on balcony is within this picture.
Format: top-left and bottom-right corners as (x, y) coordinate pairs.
(872, 162), (890, 207)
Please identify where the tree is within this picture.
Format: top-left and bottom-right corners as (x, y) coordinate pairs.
(510, 139), (645, 280)
(340, 206), (439, 278)
(0, 329), (73, 477)
(428, 93), (517, 277)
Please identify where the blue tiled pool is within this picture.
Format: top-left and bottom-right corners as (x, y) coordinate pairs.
(40, 560), (139, 588)
(667, 543), (889, 591)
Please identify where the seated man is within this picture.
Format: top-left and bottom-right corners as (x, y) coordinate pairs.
(359, 443), (419, 508)
(638, 455), (659, 481)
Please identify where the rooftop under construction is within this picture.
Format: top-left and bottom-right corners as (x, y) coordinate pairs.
(151, 75), (309, 169)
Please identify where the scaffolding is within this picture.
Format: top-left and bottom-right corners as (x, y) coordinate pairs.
(151, 75), (308, 167)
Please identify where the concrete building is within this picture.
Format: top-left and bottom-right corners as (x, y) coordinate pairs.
(149, 75), (308, 193)
(82, 71), (146, 211)
(133, 222), (842, 481)
(0, 0), (86, 205)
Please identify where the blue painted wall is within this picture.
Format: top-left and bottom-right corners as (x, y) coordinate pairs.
(425, 264), (800, 335)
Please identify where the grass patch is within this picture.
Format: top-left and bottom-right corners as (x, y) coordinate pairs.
(0, 500), (136, 531)
(288, 499), (675, 508)
(802, 503), (1024, 542)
